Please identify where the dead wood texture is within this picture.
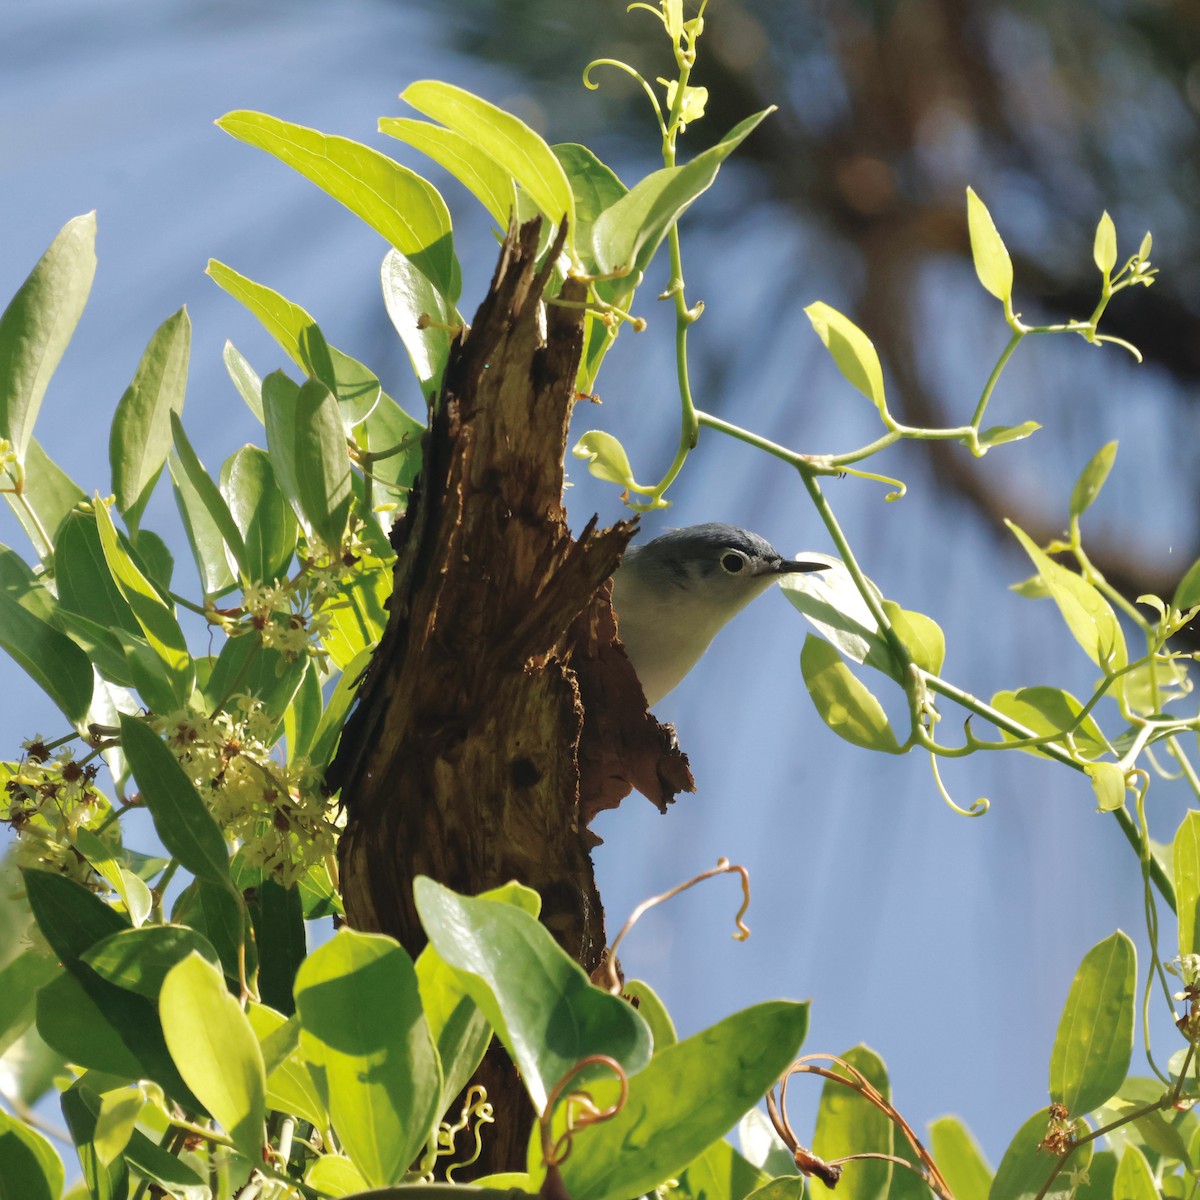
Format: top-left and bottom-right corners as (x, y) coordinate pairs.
(330, 211), (693, 987)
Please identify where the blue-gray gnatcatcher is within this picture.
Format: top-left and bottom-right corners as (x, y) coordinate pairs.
(611, 523), (828, 705)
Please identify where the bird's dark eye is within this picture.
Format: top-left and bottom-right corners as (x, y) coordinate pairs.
(720, 552), (747, 574)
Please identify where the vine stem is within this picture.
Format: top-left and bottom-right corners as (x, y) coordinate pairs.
(927, 676), (1175, 911)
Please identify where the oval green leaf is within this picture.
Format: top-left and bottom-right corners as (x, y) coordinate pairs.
(804, 301), (886, 414)
(1093, 212), (1118, 277)
(1175, 811), (1200, 959)
(160, 952), (267, 1163)
(800, 634), (901, 753)
(109, 307), (190, 533)
(991, 1107), (1091, 1200)
(559, 1000), (809, 1200)
(572, 430), (639, 489)
(381, 248), (457, 398)
(965, 187), (1013, 304)
(119, 712), (233, 889)
(1070, 442), (1118, 519)
(812, 1045), (892, 1200)
(0, 212), (96, 463)
(928, 1115), (992, 1200)
(414, 876), (651, 1113)
(294, 929), (440, 1188)
(1049, 931), (1135, 1116)
(220, 445), (297, 586)
(0, 1106), (64, 1200)
(82, 925), (221, 999)
(1007, 521), (1127, 673)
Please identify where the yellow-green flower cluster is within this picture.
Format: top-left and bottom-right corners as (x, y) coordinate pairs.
(2, 740), (110, 885)
(153, 700), (340, 886)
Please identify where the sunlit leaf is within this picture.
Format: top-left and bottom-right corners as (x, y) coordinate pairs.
(1070, 442), (1118, 519)
(217, 111), (459, 302)
(1049, 931), (1135, 1116)
(0, 213), (96, 463)
(800, 635), (901, 753)
(804, 302), (886, 415)
(965, 187), (1013, 304)
(1093, 212), (1118, 277)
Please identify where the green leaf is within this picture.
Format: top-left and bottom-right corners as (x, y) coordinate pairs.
(94, 500), (194, 707)
(1007, 522), (1127, 673)
(109, 307), (190, 532)
(82, 925), (221, 999)
(414, 877), (650, 1113)
(1085, 761), (1127, 813)
(989, 687), (1111, 760)
(23, 867), (129, 969)
(119, 712), (233, 889)
(169, 446), (238, 598)
(294, 930), (441, 1188)
(804, 302), (886, 415)
(36, 969), (143, 1079)
(223, 341), (264, 423)
(0, 567), (93, 723)
(5, 437), (85, 555)
(1173, 558), (1200, 612)
(559, 1000), (810, 1200)
(380, 248), (457, 398)
(285, 660), (323, 760)
(591, 109), (771, 285)
(380, 116), (517, 228)
(204, 637), (305, 731)
(25, 871), (201, 1106)
(1174, 812), (1200, 958)
(217, 111), (460, 302)
(0, 1105), (65, 1200)
(965, 187), (1013, 304)
(169, 412), (246, 578)
(553, 143), (628, 269)
(309, 647), (372, 773)
(1113, 1145), (1156, 1200)
(738, 1109), (796, 1178)
(991, 1108), (1091, 1200)
(92, 1086), (144, 1167)
(160, 952), (267, 1163)
(400, 81), (574, 252)
(60, 1084), (130, 1200)
(572, 430), (640, 489)
(0, 212), (97, 463)
(881, 601), (944, 675)
(0, 949), (60, 1057)
(927, 1116), (991, 1200)
(1050, 932), (1135, 1116)
(290, 377), (353, 550)
(679, 1138), (770, 1200)
(52, 508), (141, 641)
(975, 421), (1040, 451)
(1070, 442), (1118, 519)
(261, 371), (324, 538)
(812, 1045), (892, 1200)
(1094, 212), (1118, 277)
(219, 446), (297, 586)
(800, 635), (901, 753)
(305, 1155), (370, 1198)
(207, 260), (383, 423)
(245, 880), (305, 1016)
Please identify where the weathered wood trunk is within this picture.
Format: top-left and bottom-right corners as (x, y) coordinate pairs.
(330, 217), (693, 1173)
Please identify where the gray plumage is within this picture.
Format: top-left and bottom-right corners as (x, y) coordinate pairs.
(611, 523), (827, 705)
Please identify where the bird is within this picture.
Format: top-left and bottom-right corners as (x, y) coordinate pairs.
(611, 523), (828, 705)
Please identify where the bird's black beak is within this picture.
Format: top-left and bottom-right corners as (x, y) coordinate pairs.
(775, 559), (830, 575)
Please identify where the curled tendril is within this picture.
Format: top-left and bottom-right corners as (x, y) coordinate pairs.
(768, 1054), (957, 1200)
(837, 464), (908, 500)
(581, 59), (667, 136)
(434, 1085), (495, 1182)
(540, 1055), (628, 1168)
(605, 857), (751, 993)
(929, 752), (989, 818)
